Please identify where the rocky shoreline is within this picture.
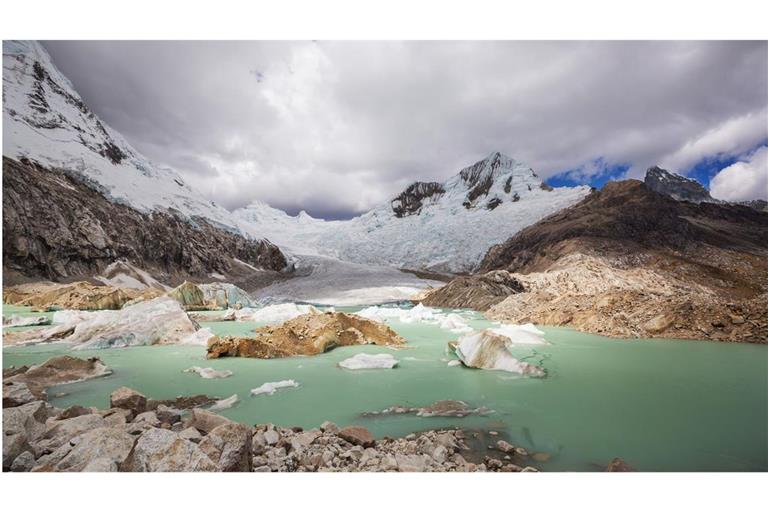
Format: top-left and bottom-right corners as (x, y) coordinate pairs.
(2, 355), (548, 472)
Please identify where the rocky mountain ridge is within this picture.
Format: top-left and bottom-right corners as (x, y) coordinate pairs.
(3, 157), (287, 285)
(423, 179), (768, 343)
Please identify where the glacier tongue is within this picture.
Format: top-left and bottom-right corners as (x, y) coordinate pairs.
(234, 151), (590, 273)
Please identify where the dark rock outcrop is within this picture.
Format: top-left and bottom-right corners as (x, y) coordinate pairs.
(421, 270), (525, 310)
(644, 166), (719, 204)
(2, 157), (287, 283)
(391, 181), (445, 217)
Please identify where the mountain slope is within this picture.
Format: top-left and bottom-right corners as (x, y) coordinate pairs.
(424, 179), (768, 343)
(3, 157), (287, 285)
(235, 152), (591, 272)
(3, 40), (288, 285)
(2, 40), (246, 232)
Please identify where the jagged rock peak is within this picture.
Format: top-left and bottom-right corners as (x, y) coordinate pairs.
(644, 166), (719, 204)
(391, 181), (446, 217)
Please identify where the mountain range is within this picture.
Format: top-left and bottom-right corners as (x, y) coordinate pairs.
(3, 40), (767, 342)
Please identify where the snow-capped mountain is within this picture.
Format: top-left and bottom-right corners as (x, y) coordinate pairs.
(235, 152), (591, 273)
(2, 40), (243, 232)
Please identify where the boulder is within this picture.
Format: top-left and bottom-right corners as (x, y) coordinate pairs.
(338, 426), (375, 448)
(33, 413), (108, 455)
(155, 405), (182, 425)
(53, 427), (135, 472)
(3, 381), (36, 408)
(56, 405), (93, 420)
(186, 408), (233, 434)
(198, 423), (252, 472)
(207, 311), (405, 359)
(179, 427), (202, 443)
(121, 428), (219, 472)
(3, 401), (56, 467)
(109, 387), (147, 414)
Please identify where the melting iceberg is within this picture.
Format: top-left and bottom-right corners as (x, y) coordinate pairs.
(250, 380), (300, 396)
(338, 353), (399, 370)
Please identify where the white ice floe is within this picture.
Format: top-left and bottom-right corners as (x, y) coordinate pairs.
(209, 394), (239, 411)
(234, 303), (319, 323)
(19, 296), (198, 349)
(183, 366), (233, 379)
(453, 330), (546, 376)
(488, 323), (548, 345)
(447, 360), (462, 367)
(338, 353), (399, 370)
(250, 380), (300, 396)
(2, 315), (50, 327)
(357, 303), (472, 333)
(179, 328), (216, 346)
(51, 310), (99, 325)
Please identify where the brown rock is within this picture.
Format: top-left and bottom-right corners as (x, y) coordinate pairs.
(109, 387), (148, 414)
(207, 311), (405, 359)
(338, 426), (375, 448)
(606, 457), (634, 472)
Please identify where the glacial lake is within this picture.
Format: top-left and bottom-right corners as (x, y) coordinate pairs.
(3, 304), (767, 471)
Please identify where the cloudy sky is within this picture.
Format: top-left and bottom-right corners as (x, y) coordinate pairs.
(43, 41), (767, 218)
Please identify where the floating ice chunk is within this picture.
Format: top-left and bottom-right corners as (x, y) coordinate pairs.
(438, 313), (473, 333)
(453, 330), (546, 376)
(447, 359), (462, 367)
(184, 366), (233, 379)
(3, 315), (50, 327)
(209, 394), (239, 411)
(357, 304), (472, 333)
(179, 328), (215, 346)
(52, 310), (99, 324)
(234, 303), (319, 323)
(489, 323), (548, 345)
(338, 353), (399, 370)
(250, 380), (300, 396)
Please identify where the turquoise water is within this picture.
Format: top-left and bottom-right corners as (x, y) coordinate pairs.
(3, 305), (767, 471)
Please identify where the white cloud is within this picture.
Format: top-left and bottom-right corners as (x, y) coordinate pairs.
(41, 41), (768, 217)
(709, 146), (768, 201)
(658, 108), (768, 173)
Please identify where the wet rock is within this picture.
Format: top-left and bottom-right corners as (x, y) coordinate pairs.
(320, 421), (339, 434)
(338, 426), (375, 448)
(198, 423), (252, 472)
(109, 387), (147, 415)
(121, 428), (219, 472)
(4, 356), (111, 399)
(496, 440), (515, 453)
(606, 457), (634, 472)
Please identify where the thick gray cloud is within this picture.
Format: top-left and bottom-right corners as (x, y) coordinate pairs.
(42, 41), (768, 218)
